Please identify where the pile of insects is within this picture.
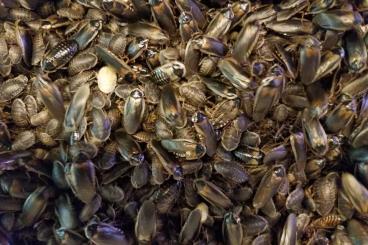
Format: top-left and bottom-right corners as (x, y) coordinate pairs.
(0, 0), (368, 244)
